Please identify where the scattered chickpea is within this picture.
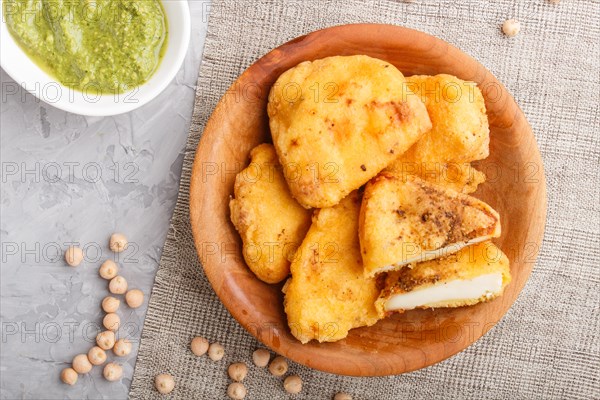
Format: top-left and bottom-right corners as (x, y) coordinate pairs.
(65, 246), (84, 267)
(227, 382), (247, 400)
(284, 375), (302, 394)
(190, 336), (209, 356)
(101, 296), (120, 313)
(549, 0), (560, 3)
(103, 362), (123, 381)
(72, 354), (92, 374)
(155, 373), (175, 394)
(113, 338), (132, 356)
(502, 19), (520, 37)
(334, 393), (353, 400)
(109, 275), (128, 294)
(99, 260), (118, 279)
(60, 367), (78, 385)
(96, 330), (116, 350)
(109, 233), (128, 253)
(208, 343), (225, 361)
(125, 289), (144, 308)
(268, 356), (288, 376)
(228, 363), (248, 382)
(252, 348), (270, 367)
(103, 313), (121, 331)
(87, 346), (107, 365)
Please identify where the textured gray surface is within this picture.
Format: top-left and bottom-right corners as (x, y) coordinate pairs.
(129, 0), (600, 399)
(0, 2), (209, 399)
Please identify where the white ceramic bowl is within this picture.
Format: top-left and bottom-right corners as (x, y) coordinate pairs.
(0, 0), (191, 116)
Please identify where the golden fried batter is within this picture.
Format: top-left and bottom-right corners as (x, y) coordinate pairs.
(283, 192), (380, 344)
(359, 172), (501, 277)
(230, 144), (312, 284)
(404, 74), (489, 163)
(376, 242), (511, 317)
(386, 157), (486, 194)
(268, 55), (432, 209)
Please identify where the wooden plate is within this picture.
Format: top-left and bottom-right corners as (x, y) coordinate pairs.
(189, 24), (547, 376)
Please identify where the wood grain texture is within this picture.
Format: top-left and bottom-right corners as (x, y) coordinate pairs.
(189, 24), (547, 376)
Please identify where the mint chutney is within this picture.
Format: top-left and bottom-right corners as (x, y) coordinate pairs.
(3, 0), (168, 93)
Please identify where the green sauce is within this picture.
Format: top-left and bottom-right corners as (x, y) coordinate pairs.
(3, 0), (168, 93)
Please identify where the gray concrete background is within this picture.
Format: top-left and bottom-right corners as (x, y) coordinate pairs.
(0, 2), (209, 398)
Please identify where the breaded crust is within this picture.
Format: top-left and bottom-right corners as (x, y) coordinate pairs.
(376, 242), (511, 316)
(404, 74), (490, 163)
(268, 55), (432, 209)
(229, 144), (312, 284)
(359, 172), (501, 277)
(386, 157), (486, 194)
(283, 191), (380, 344)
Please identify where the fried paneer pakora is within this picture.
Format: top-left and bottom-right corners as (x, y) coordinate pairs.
(404, 74), (490, 163)
(359, 172), (501, 277)
(376, 242), (511, 317)
(230, 144), (312, 284)
(268, 55), (432, 209)
(283, 191), (380, 344)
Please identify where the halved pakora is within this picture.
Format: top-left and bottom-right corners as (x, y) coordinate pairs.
(268, 55), (432, 209)
(230, 144), (312, 284)
(359, 172), (501, 277)
(283, 192), (380, 344)
(376, 242), (511, 317)
(404, 74), (490, 163)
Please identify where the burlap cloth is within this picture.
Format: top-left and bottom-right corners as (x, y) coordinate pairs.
(129, 1), (600, 398)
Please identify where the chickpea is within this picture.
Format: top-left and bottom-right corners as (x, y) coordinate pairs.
(96, 330), (116, 350)
(155, 373), (175, 394)
(208, 342), (225, 361)
(103, 313), (121, 331)
(268, 356), (288, 376)
(549, 0), (560, 3)
(227, 382), (247, 400)
(101, 296), (120, 313)
(113, 338), (132, 356)
(87, 346), (107, 365)
(72, 354), (92, 374)
(99, 260), (118, 279)
(334, 393), (353, 400)
(190, 336), (209, 356)
(109, 275), (128, 294)
(502, 19), (520, 37)
(252, 348), (270, 367)
(228, 363), (248, 382)
(109, 233), (128, 253)
(125, 289), (144, 308)
(65, 246), (84, 267)
(60, 367), (78, 385)
(103, 362), (123, 381)
(284, 375), (302, 394)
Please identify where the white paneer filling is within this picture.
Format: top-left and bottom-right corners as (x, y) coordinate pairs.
(384, 272), (503, 311)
